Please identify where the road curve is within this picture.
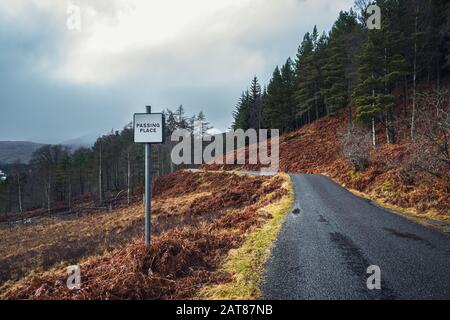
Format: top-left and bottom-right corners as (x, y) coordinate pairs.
(261, 174), (450, 300)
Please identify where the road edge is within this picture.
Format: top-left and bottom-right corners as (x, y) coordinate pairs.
(324, 175), (450, 234)
(196, 173), (295, 300)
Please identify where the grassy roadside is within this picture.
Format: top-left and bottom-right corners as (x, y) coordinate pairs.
(196, 173), (294, 300)
(344, 184), (450, 234)
(318, 172), (450, 233)
(1, 171), (293, 300)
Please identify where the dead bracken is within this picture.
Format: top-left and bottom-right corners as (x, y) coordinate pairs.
(203, 111), (450, 216)
(0, 171), (288, 300)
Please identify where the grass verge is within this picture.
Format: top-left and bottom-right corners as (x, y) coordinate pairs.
(347, 187), (450, 234)
(322, 173), (450, 233)
(196, 173), (294, 300)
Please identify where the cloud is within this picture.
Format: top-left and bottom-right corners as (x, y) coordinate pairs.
(2, 0), (354, 85)
(0, 0), (354, 143)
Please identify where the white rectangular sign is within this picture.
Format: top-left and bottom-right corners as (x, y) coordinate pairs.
(134, 113), (164, 144)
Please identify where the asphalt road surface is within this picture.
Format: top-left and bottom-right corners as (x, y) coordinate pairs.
(261, 174), (450, 300)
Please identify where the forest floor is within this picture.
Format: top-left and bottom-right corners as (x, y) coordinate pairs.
(203, 112), (450, 226)
(0, 170), (293, 299)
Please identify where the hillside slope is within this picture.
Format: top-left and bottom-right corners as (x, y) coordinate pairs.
(0, 171), (291, 299)
(205, 112), (450, 219)
(0, 141), (44, 164)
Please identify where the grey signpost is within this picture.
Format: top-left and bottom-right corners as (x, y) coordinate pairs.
(134, 106), (164, 246)
(144, 106), (152, 246)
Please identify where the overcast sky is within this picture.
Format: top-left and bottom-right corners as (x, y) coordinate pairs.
(0, 0), (354, 144)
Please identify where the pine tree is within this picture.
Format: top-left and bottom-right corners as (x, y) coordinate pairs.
(232, 90), (251, 130)
(248, 77), (262, 129)
(262, 66), (284, 130)
(443, 1), (450, 69)
(260, 86), (268, 128)
(176, 105), (189, 130)
(353, 28), (385, 147)
(232, 77), (263, 130)
(354, 0), (411, 146)
(400, 0), (434, 140)
(312, 32), (328, 120)
(196, 111), (212, 135)
(165, 109), (178, 137)
(294, 32), (315, 124)
(323, 16), (347, 116)
(323, 10), (362, 120)
(72, 148), (89, 195)
(228, 0), (449, 145)
(446, 1), (450, 69)
(428, 0), (449, 88)
(280, 58), (296, 131)
(379, 0), (409, 143)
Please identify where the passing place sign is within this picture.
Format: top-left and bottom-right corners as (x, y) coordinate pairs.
(134, 113), (164, 144)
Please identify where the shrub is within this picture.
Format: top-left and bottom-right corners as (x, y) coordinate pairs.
(348, 170), (361, 181)
(381, 181), (393, 193)
(340, 127), (371, 172)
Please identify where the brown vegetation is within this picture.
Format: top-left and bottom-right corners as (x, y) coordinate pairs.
(203, 103), (450, 217)
(0, 171), (289, 299)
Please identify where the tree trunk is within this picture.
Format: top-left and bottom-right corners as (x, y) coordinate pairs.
(371, 74), (377, 147)
(403, 77), (408, 117)
(372, 117), (377, 147)
(127, 149), (131, 206)
(114, 164), (117, 191)
(411, 5), (418, 141)
(384, 47), (394, 145)
(436, 59), (440, 90)
(79, 169), (84, 194)
(17, 172), (23, 221)
(385, 111), (393, 144)
(348, 105), (353, 131)
(314, 90), (319, 121)
(68, 176), (72, 212)
(45, 179), (51, 214)
(99, 144), (103, 204)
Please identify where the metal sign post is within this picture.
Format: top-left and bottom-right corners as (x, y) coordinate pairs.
(144, 106), (152, 246)
(134, 106), (164, 246)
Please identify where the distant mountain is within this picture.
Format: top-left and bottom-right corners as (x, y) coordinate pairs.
(0, 134), (97, 165)
(60, 133), (97, 150)
(0, 141), (45, 164)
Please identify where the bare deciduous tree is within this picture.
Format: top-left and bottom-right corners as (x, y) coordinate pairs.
(340, 126), (372, 171)
(411, 89), (450, 182)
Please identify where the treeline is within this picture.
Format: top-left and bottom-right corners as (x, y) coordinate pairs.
(0, 106), (211, 217)
(233, 0), (450, 145)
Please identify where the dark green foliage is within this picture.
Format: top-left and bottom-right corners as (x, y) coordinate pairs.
(232, 77), (263, 130)
(0, 107), (211, 215)
(248, 77), (262, 129)
(353, 29), (387, 122)
(294, 32), (316, 121)
(232, 90), (251, 130)
(262, 61), (295, 133)
(323, 10), (363, 116)
(231, 0), (449, 144)
(3, 0), (450, 216)
(353, 0), (410, 144)
(323, 14), (350, 115)
(262, 66), (282, 130)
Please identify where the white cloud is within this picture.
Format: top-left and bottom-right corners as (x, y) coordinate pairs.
(1, 0), (354, 85)
(53, 0), (259, 84)
(0, 0), (355, 141)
